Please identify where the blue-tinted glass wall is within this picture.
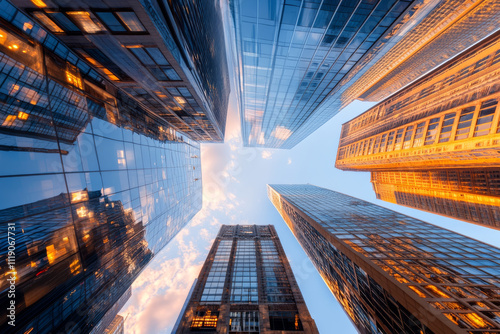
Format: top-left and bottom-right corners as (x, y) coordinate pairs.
(268, 184), (500, 334)
(18, 0), (230, 142)
(0, 6), (202, 333)
(230, 0), (416, 148)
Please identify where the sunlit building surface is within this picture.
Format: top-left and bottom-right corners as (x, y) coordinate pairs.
(0, 4), (202, 332)
(16, 0), (230, 142)
(336, 31), (500, 171)
(268, 184), (500, 334)
(371, 170), (500, 230)
(103, 315), (125, 334)
(174, 225), (319, 333)
(230, 0), (500, 149)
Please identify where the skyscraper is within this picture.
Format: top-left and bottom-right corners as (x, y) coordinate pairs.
(174, 225), (319, 333)
(268, 184), (500, 334)
(0, 4), (202, 332)
(335, 29), (500, 227)
(230, 0), (500, 149)
(371, 169), (500, 229)
(16, 0), (230, 142)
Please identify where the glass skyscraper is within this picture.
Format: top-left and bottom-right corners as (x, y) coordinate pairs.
(230, 0), (500, 149)
(336, 29), (500, 228)
(17, 0), (230, 142)
(173, 225), (319, 333)
(0, 3), (202, 332)
(268, 184), (500, 334)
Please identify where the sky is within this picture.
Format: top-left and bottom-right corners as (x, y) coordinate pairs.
(120, 89), (500, 333)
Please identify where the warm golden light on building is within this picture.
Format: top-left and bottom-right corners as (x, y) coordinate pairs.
(30, 0), (46, 8)
(17, 111), (29, 120)
(65, 70), (83, 89)
(71, 190), (89, 203)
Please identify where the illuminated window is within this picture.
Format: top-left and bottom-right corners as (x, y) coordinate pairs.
(45, 11), (80, 32)
(66, 69), (83, 89)
(116, 12), (146, 32)
(190, 310), (218, 330)
(33, 12), (63, 32)
(474, 99), (497, 137)
(269, 312), (303, 331)
(454, 106), (475, 140)
(66, 11), (105, 33)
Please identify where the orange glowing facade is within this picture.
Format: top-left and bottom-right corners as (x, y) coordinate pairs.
(336, 31), (500, 228)
(371, 170), (500, 229)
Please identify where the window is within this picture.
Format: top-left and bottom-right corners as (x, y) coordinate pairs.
(95, 11), (146, 32)
(269, 312), (303, 331)
(393, 128), (404, 151)
(229, 311), (259, 332)
(66, 11), (105, 33)
(413, 122), (426, 147)
(455, 106), (475, 140)
(116, 12), (146, 32)
(424, 117), (440, 145)
(438, 112), (456, 143)
(128, 47), (181, 81)
(32, 12), (63, 32)
(45, 11), (80, 32)
(474, 99), (497, 137)
(191, 310), (218, 331)
(386, 131), (395, 152)
(379, 133), (388, 152)
(402, 125), (414, 149)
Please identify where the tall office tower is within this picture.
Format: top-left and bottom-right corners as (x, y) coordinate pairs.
(174, 225), (319, 333)
(230, 0), (500, 149)
(371, 170), (500, 230)
(335, 30), (500, 227)
(16, 0), (230, 142)
(268, 184), (500, 334)
(104, 315), (125, 334)
(0, 4), (202, 333)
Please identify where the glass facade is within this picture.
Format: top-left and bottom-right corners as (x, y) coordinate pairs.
(18, 0), (230, 142)
(268, 184), (500, 334)
(174, 225), (319, 333)
(230, 0), (417, 148)
(371, 169), (500, 229)
(0, 6), (202, 333)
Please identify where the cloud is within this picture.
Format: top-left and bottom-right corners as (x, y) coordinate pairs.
(287, 158), (292, 165)
(261, 150), (273, 159)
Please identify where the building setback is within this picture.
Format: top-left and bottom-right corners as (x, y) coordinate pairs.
(268, 184), (500, 334)
(174, 225), (318, 333)
(230, 0), (500, 149)
(16, 0), (230, 142)
(0, 2), (202, 332)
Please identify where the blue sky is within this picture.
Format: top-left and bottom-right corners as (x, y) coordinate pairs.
(121, 90), (500, 333)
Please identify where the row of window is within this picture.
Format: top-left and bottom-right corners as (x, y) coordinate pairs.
(32, 10), (146, 34)
(345, 45), (500, 136)
(338, 98), (499, 160)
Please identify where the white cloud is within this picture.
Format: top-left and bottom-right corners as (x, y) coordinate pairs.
(287, 158), (292, 165)
(261, 150), (272, 159)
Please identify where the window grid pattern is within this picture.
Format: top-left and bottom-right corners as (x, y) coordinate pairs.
(230, 240), (258, 304)
(260, 239), (295, 303)
(201, 240), (233, 303)
(268, 185), (500, 333)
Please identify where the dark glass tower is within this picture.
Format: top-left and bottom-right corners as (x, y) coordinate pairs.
(230, 0), (500, 148)
(0, 5), (202, 333)
(268, 184), (500, 334)
(174, 225), (319, 333)
(16, 0), (230, 142)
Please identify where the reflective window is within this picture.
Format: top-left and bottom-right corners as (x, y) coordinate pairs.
(474, 99), (497, 137)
